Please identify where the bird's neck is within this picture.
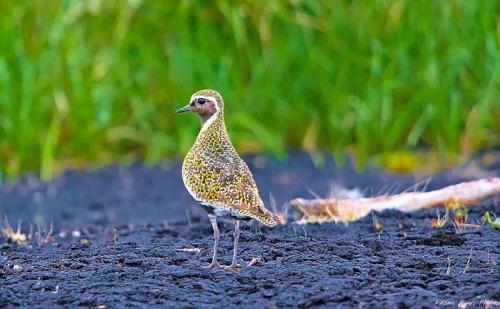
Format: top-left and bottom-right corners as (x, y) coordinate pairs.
(196, 110), (228, 142)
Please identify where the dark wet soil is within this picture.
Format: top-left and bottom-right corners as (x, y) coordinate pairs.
(1, 151), (499, 308)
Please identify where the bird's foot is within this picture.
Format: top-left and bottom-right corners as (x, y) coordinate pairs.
(204, 260), (222, 269)
(224, 263), (241, 272)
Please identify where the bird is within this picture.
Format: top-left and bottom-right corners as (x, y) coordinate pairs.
(177, 89), (284, 271)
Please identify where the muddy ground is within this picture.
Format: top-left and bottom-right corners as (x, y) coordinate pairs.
(0, 151), (499, 308)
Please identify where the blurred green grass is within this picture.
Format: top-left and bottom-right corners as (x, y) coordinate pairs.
(0, 0), (498, 179)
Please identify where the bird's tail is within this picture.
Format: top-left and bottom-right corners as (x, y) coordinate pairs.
(260, 209), (286, 227)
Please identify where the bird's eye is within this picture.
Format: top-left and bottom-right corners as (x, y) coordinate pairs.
(197, 98), (207, 105)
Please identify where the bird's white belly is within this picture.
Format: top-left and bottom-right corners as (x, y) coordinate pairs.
(200, 201), (248, 219)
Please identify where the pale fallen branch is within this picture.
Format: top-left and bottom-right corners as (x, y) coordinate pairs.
(290, 177), (500, 224)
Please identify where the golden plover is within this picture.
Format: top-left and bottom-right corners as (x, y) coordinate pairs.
(177, 89), (283, 270)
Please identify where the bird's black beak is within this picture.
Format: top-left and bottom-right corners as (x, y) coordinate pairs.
(176, 104), (191, 114)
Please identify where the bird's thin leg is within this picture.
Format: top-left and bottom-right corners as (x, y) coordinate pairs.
(205, 214), (221, 269)
(225, 219), (241, 271)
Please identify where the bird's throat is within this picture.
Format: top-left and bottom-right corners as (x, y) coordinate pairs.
(197, 101), (218, 125)
(199, 112), (214, 125)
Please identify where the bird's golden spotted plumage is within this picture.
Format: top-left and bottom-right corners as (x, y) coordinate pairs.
(181, 89), (280, 226)
(177, 89), (283, 270)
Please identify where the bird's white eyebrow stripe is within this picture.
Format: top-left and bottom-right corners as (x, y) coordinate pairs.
(190, 95), (217, 107)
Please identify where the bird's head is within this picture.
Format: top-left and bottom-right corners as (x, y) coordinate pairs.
(176, 89), (224, 124)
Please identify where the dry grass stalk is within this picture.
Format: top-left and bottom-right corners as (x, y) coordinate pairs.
(290, 177), (500, 224)
(1, 216), (27, 244)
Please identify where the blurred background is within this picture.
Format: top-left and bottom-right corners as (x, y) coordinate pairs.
(0, 0), (498, 180)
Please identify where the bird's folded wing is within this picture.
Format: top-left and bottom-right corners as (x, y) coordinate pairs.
(216, 159), (267, 215)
